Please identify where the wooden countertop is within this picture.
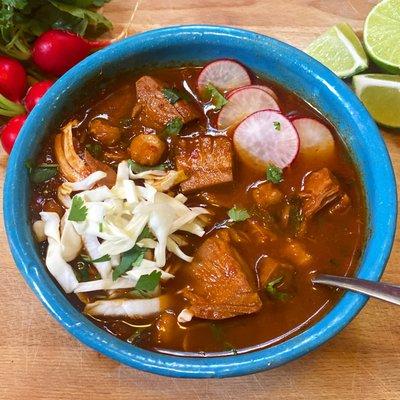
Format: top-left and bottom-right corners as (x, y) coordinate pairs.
(1, 1), (399, 399)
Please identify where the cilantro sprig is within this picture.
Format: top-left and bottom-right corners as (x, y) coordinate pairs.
(227, 206), (250, 222)
(265, 276), (289, 301)
(204, 83), (228, 110)
(266, 164), (283, 184)
(127, 159), (169, 174)
(82, 254), (111, 263)
(112, 245), (146, 281)
(162, 117), (183, 136)
(68, 196), (88, 222)
(162, 88), (181, 104)
(0, 0), (112, 60)
(131, 270), (162, 297)
(25, 161), (59, 183)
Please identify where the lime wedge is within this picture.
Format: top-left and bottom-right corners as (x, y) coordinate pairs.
(364, 0), (400, 74)
(306, 23), (368, 78)
(353, 74), (400, 128)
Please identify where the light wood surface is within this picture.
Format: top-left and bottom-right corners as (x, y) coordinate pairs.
(1, 1), (399, 399)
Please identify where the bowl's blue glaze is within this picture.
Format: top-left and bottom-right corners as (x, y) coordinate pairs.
(4, 25), (397, 378)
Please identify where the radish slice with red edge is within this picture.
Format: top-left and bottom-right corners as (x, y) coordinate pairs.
(233, 110), (299, 169)
(228, 84), (278, 101)
(197, 59), (251, 93)
(292, 117), (335, 159)
(217, 86), (280, 130)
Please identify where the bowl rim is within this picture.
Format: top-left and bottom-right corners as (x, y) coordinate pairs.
(3, 24), (397, 378)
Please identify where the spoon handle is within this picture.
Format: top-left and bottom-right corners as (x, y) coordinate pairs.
(312, 274), (400, 306)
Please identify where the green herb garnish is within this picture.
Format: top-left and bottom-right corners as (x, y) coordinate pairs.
(162, 117), (183, 136)
(273, 121), (281, 131)
(131, 270), (162, 296)
(204, 83), (228, 110)
(228, 206), (250, 222)
(68, 196), (88, 222)
(329, 258), (339, 267)
(210, 323), (238, 354)
(210, 323), (223, 341)
(287, 199), (303, 235)
(127, 159), (168, 174)
(112, 246), (146, 281)
(85, 143), (102, 158)
(0, 0), (112, 61)
(26, 162), (59, 184)
(265, 276), (288, 301)
(223, 342), (238, 355)
(75, 261), (90, 282)
(25, 160), (34, 174)
(266, 164), (283, 184)
(82, 254), (111, 263)
(137, 225), (154, 241)
(162, 88), (181, 104)
(127, 326), (148, 344)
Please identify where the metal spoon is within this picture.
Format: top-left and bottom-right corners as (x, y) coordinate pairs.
(312, 274), (400, 305)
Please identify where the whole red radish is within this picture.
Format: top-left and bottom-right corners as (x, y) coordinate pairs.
(25, 81), (53, 112)
(0, 57), (27, 102)
(32, 30), (108, 76)
(1, 114), (27, 154)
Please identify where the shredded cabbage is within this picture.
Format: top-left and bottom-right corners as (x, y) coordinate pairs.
(39, 160), (209, 312)
(40, 212), (79, 293)
(84, 297), (163, 318)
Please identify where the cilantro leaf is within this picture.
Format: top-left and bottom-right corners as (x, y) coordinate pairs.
(131, 270), (162, 296)
(266, 164), (283, 184)
(49, 1), (113, 31)
(82, 254), (111, 263)
(0, 0), (112, 60)
(265, 276), (289, 301)
(228, 206), (250, 222)
(162, 88), (181, 104)
(85, 143), (102, 158)
(127, 159), (168, 174)
(75, 261), (90, 282)
(112, 246), (146, 281)
(137, 225), (154, 241)
(288, 201), (303, 235)
(162, 117), (183, 136)
(29, 163), (59, 184)
(68, 196), (88, 222)
(204, 83), (228, 110)
(25, 159), (33, 174)
(273, 121), (281, 131)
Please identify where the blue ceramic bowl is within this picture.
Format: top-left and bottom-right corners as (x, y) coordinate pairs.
(4, 25), (397, 378)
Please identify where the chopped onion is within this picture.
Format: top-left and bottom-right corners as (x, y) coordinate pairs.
(178, 308), (193, 323)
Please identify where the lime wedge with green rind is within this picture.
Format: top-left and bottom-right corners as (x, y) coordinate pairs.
(306, 22), (368, 78)
(364, 0), (400, 74)
(353, 74), (400, 128)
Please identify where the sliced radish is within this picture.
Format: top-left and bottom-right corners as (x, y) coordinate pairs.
(292, 118), (335, 159)
(217, 86), (280, 129)
(228, 84), (278, 101)
(233, 110), (299, 169)
(197, 59), (251, 93)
